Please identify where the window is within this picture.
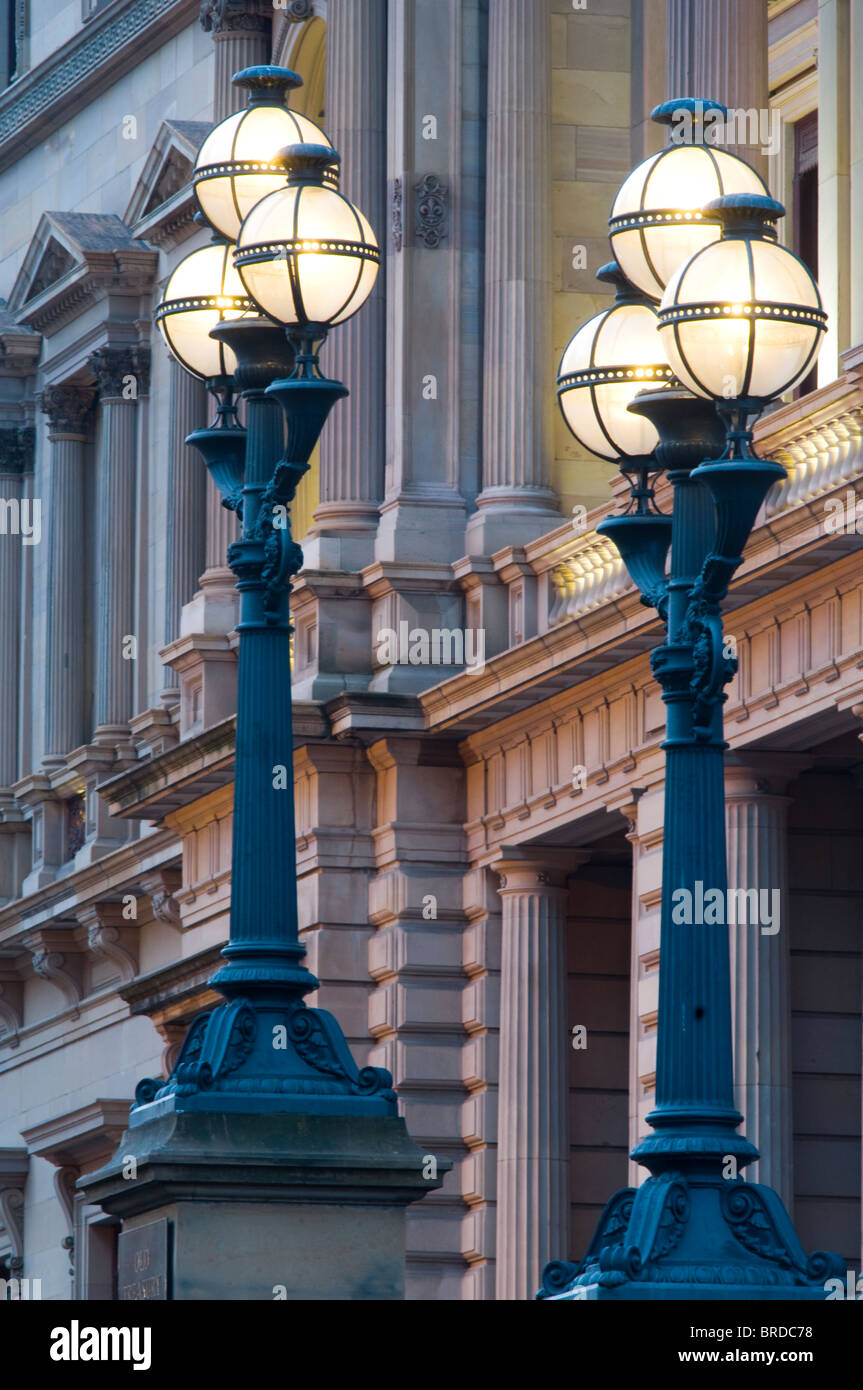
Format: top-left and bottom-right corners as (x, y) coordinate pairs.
(82, 0), (113, 21)
(0, 0), (27, 87)
(793, 112), (818, 398)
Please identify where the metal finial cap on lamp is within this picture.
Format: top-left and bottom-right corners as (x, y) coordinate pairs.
(608, 96), (770, 302)
(233, 143), (380, 330)
(231, 65), (304, 103)
(658, 192), (827, 405)
(557, 260), (674, 462)
(193, 65), (337, 243)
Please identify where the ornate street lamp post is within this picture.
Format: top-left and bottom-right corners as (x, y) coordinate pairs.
(153, 96), (393, 1121)
(541, 101), (841, 1301)
(81, 75), (441, 1288)
(143, 74), (389, 1113)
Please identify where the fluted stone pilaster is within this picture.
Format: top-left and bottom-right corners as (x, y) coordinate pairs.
(726, 755), (798, 1210)
(851, 1), (863, 346)
(88, 348), (146, 738)
(0, 426), (31, 787)
(166, 361), (207, 646)
(305, 0), (386, 571)
(200, 0), (272, 121)
(494, 852), (574, 1301)
(0, 421), (33, 895)
(205, 473), (237, 574)
(666, 0), (769, 180)
(469, 0), (560, 553)
(39, 386), (94, 762)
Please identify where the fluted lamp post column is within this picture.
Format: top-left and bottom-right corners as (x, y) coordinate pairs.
(540, 99), (842, 1302)
(80, 74), (445, 1303)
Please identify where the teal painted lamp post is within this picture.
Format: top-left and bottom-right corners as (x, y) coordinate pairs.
(542, 100), (841, 1301)
(139, 76), (394, 1118)
(78, 72), (443, 1299)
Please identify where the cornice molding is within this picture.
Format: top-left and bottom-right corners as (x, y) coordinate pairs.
(20, 1101), (131, 1170)
(0, 0), (200, 175)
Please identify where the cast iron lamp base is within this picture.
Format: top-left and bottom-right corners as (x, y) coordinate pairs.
(538, 1167), (844, 1300)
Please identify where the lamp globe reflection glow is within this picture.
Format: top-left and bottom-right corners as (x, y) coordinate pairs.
(234, 144), (380, 330)
(658, 193), (827, 404)
(155, 238), (256, 381)
(558, 261), (674, 461)
(193, 65), (337, 243)
(609, 97), (769, 302)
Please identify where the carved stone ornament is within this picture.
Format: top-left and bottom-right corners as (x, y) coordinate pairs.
(415, 174), (449, 249)
(37, 384), (94, 436)
(30, 949), (82, 1011)
(392, 177), (403, 253)
(150, 889), (181, 927)
(86, 922), (138, 984)
(0, 1187), (24, 1273)
(87, 345), (150, 400)
(199, 0), (271, 35)
(0, 424), (35, 473)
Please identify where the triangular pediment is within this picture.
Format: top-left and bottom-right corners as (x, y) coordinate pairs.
(125, 119), (212, 247)
(27, 238), (76, 299)
(9, 212), (145, 311)
(7, 212), (157, 335)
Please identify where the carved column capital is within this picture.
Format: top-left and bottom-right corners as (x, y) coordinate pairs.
(724, 751), (811, 802)
(493, 847), (589, 895)
(37, 384), (94, 438)
(199, 0), (271, 36)
(87, 345), (150, 401)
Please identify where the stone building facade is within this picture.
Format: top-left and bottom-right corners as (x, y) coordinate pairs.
(0, 0), (860, 1302)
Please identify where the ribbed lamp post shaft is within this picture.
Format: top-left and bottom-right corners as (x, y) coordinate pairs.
(653, 470), (736, 1125)
(206, 323), (317, 1002)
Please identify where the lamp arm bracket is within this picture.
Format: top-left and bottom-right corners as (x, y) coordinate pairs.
(683, 581), (738, 738)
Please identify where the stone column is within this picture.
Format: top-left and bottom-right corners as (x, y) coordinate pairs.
(88, 348), (144, 743)
(493, 848), (578, 1301)
(851, 0), (863, 347)
(176, 384), (239, 660)
(199, 0), (272, 122)
(0, 426), (28, 786)
(0, 425), (33, 901)
(666, 0), (770, 181)
(39, 385), (94, 763)
(818, 0), (852, 381)
(303, 0), (386, 573)
(467, 0), (561, 556)
(725, 753), (801, 1211)
(163, 362), (207, 682)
